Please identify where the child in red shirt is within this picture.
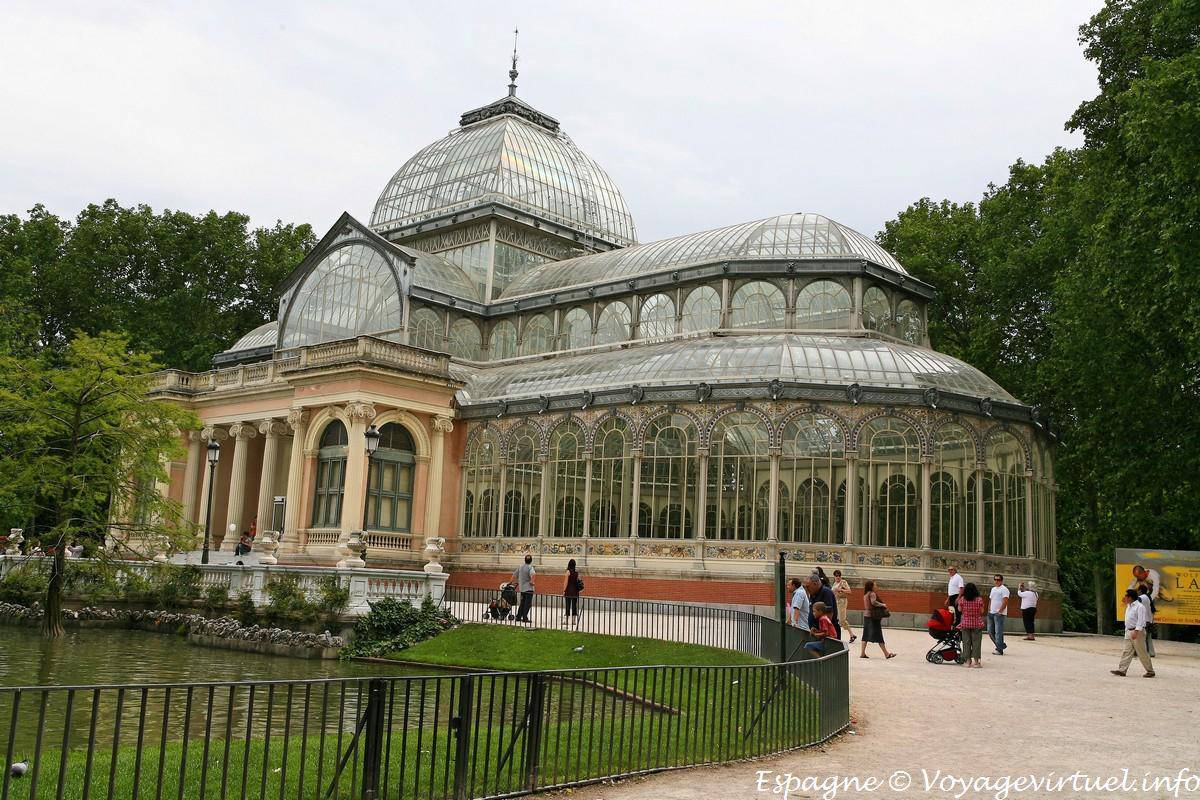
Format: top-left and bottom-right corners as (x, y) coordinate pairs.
(804, 601), (840, 655)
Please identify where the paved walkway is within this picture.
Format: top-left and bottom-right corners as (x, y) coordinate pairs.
(554, 629), (1200, 800)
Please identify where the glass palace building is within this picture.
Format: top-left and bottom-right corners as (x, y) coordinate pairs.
(147, 76), (1060, 626)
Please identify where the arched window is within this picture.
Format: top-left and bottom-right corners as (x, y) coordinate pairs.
(859, 416), (921, 548)
(409, 307), (443, 351)
(519, 314), (553, 356)
(561, 308), (592, 350)
(591, 418), (631, 537)
(311, 420), (348, 528)
(985, 431), (1027, 556)
(639, 294), (676, 339)
(503, 424), (542, 536)
(281, 243), (402, 348)
(595, 301), (631, 345)
(490, 320), (517, 360)
(895, 300), (924, 344)
(755, 481), (786, 540)
(730, 281), (785, 330)
(637, 502), (653, 537)
(449, 318), (482, 360)
(549, 421), (587, 536)
(931, 424), (975, 552)
(707, 412), (771, 540)
(780, 414), (846, 543)
(836, 478), (864, 542)
(365, 423), (415, 532)
(862, 286), (891, 333)
(640, 414), (698, 538)
(680, 286), (721, 333)
(795, 280), (852, 330)
(463, 430), (501, 536)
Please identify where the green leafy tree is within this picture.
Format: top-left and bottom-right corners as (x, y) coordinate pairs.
(0, 332), (198, 637)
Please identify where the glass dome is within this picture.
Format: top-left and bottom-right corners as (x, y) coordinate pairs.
(500, 213), (906, 299)
(369, 102), (636, 246)
(223, 320), (277, 354)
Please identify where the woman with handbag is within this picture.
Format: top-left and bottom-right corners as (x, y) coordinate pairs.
(564, 558), (582, 624)
(860, 579), (897, 659)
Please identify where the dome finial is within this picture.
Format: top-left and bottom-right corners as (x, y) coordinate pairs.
(507, 28), (519, 97)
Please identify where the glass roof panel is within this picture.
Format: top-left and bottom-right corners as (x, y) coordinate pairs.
(396, 244), (483, 302)
(456, 334), (1017, 405)
(500, 213), (907, 299)
(223, 320), (278, 353)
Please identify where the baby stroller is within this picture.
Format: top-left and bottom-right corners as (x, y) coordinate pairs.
(925, 607), (964, 664)
(485, 582), (519, 621)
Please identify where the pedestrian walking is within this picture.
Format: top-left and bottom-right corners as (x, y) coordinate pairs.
(512, 554), (536, 623)
(564, 558), (582, 623)
(1111, 589), (1155, 678)
(831, 569), (856, 643)
(957, 582), (986, 668)
(1017, 582), (1038, 640)
(1135, 583), (1157, 657)
(859, 579), (896, 659)
(987, 574), (1010, 655)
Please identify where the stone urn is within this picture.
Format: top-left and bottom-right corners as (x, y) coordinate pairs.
(5, 528), (23, 556)
(258, 531), (279, 566)
(342, 530), (366, 568)
(423, 536), (446, 574)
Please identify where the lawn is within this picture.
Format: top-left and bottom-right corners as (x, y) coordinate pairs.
(386, 623), (765, 672)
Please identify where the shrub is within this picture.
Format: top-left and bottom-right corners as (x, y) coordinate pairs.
(235, 591), (257, 624)
(120, 569), (154, 602)
(342, 597), (458, 659)
(264, 574), (316, 623)
(64, 561), (120, 603)
(0, 563), (48, 605)
(315, 575), (349, 616)
(154, 565), (203, 608)
(202, 583), (230, 612)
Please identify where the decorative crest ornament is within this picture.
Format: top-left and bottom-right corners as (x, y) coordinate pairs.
(507, 28), (519, 97)
(496, 399), (508, 418)
(630, 385), (645, 405)
(768, 379), (783, 401)
(580, 389), (594, 410)
(980, 397), (993, 417)
(537, 395), (550, 414)
(846, 383), (863, 405)
(923, 388), (940, 409)
(696, 383), (712, 403)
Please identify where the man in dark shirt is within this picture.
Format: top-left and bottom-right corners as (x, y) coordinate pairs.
(806, 573), (841, 637)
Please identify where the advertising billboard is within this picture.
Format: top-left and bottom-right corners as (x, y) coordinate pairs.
(1115, 548), (1200, 626)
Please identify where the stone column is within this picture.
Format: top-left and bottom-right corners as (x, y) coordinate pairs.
(282, 409), (309, 544)
(767, 451), (781, 542)
(196, 427), (228, 547)
(920, 457), (932, 549)
(844, 455), (858, 545)
(694, 451), (709, 540)
(340, 402), (376, 537)
(1024, 472), (1036, 558)
(581, 455), (594, 537)
(425, 416), (454, 537)
(975, 465), (986, 554)
(255, 420), (287, 535)
(220, 423), (257, 551)
(181, 431), (204, 525)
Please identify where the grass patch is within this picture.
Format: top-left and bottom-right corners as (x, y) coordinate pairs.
(387, 624), (765, 672)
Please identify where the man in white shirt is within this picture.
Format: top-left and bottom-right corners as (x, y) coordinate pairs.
(1112, 589), (1154, 677)
(1135, 586), (1157, 657)
(1017, 582), (1039, 640)
(788, 577), (811, 633)
(947, 567), (965, 623)
(987, 575), (1011, 655)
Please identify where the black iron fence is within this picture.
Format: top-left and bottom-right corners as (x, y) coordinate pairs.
(2, 596), (849, 800)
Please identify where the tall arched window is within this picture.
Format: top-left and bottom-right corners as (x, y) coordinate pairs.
(707, 412), (771, 540)
(859, 417), (921, 548)
(311, 420), (348, 528)
(730, 281), (785, 330)
(463, 430), (500, 536)
(795, 280), (852, 330)
(449, 318), (482, 360)
(561, 308), (592, 350)
(639, 294), (676, 339)
(985, 431), (1027, 556)
(504, 423), (542, 536)
(591, 418), (631, 536)
(280, 243), (402, 348)
(931, 424), (975, 552)
(595, 301), (631, 345)
(519, 314), (553, 356)
(680, 286), (721, 333)
(409, 307), (443, 351)
(490, 320), (517, 360)
(895, 299), (924, 344)
(549, 421), (588, 536)
(365, 423), (415, 532)
(862, 287), (891, 334)
(779, 414), (845, 543)
(640, 415), (698, 538)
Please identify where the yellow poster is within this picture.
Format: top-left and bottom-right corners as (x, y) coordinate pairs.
(1115, 548), (1200, 626)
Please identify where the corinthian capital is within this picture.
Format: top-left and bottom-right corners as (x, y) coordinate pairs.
(346, 401), (377, 423)
(228, 422), (258, 441)
(286, 408), (309, 429)
(200, 426), (228, 442)
(433, 416), (455, 434)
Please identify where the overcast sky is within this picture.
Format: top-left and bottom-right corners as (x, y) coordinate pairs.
(2, 1), (1102, 244)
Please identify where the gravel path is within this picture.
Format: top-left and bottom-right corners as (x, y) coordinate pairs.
(553, 629), (1200, 800)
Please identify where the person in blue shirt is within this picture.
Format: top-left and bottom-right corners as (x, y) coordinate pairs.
(806, 573), (841, 637)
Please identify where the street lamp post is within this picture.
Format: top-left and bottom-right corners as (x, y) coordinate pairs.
(202, 440), (221, 565)
(360, 425), (381, 565)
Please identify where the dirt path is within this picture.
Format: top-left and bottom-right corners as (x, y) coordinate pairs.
(551, 629), (1200, 800)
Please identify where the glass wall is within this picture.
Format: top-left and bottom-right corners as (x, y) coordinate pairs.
(503, 423), (542, 537)
(409, 307), (443, 351)
(449, 318), (482, 360)
(490, 320), (517, 360)
(707, 413), (771, 540)
(930, 424), (975, 552)
(779, 413), (846, 543)
(639, 293), (676, 339)
(859, 416), (921, 548)
(463, 430), (501, 536)
(640, 414), (698, 538)
(680, 286), (721, 333)
(492, 243), (550, 299)
(730, 281), (785, 329)
(561, 308), (592, 350)
(595, 301), (631, 345)
(281, 243), (402, 349)
(795, 280), (852, 330)
(519, 314), (553, 356)
(591, 417), (631, 536)
(548, 420), (588, 536)
(985, 431), (1027, 556)
(862, 286), (891, 333)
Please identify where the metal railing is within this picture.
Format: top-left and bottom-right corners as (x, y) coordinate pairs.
(1, 596), (849, 800)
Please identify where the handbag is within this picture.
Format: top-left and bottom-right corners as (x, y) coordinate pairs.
(576, 577), (584, 592)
